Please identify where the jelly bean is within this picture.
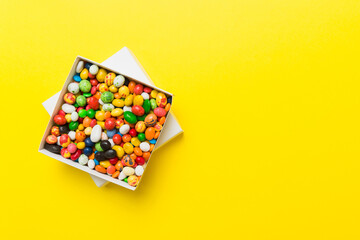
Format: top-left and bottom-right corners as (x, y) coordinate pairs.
(109, 85), (118, 93)
(109, 157), (118, 165)
(78, 109), (87, 118)
(129, 129), (137, 137)
(115, 119), (124, 129)
(141, 92), (150, 100)
(95, 165), (107, 173)
(124, 112), (137, 124)
(144, 113), (157, 127)
(165, 103), (171, 112)
(61, 148), (71, 158)
(84, 127), (92, 135)
(100, 140), (111, 151)
(62, 104), (75, 114)
(99, 83), (108, 93)
(123, 142), (134, 154)
(84, 138), (94, 148)
(79, 80), (91, 93)
(76, 95), (86, 107)
(69, 131), (77, 141)
(133, 95), (144, 106)
(142, 152), (150, 161)
(83, 92), (92, 98)
(134, 147), (143, 157)
(73, 74), (81, 82)
(101, 91), (114, 103)
(150, 90), (158, 99)
(122, 134), (131, 143)
(105, 118), (116, 130)
(59, 134), (71, 147)
(111, 108), (123, 117)
(64, 93), (76, 104)
(114, 75), (125, 87)
(120, 125), (130, 136)
(125, 94), (134, 106)
(83, 117), (92, 128)
(69, 121), (79, 131)
(94, 159), (99, 166)
(59, 125), (70, 134)
(106, 129), (117, 138)
(83, 147), (93, 156)
(131, 137), (141, 147)
(102, 103), (114, 112)
(112, 145), (125, 158)
(65, 114), (72, 123)
(143, 100), (151, 113)
(67, 143), (77, 154)
(71, 111), (79, 122)
(58, 109), (66, 116)
(122, 167), (135, 176)
(80, 68), (89, 80)
(118, 171), (127, 180)
(118, 86), (130, 98)
(113, 134), (122, 145)
(89, 65), (99, 75)
(71, 149), (81, 161)
(132, 105), (145, 116)
(154, 131), (160, 139)
(112, 99), (125, 107)
(90, 79), (98, 86)
(51, 126), (60, 137)
(76, 61), (84, 73)
(135, 165), (144, 176)
(150, 99), (157, 110)
(46, 135), (57, 144)
(90, 125), (102, 142)
(115, 161), (123, 171)
(105, 149), (117, 159)
(128, 175), (139, 186)
(107, 165), (116, 175)
(140, 142), (150, 152)
(154, 122), (163, 131)
(100, 160), (111, 169)
(144, 87), (152, 93)
(149, 139), (157, 144)
(137, 115), (146, 121)
(134, 84), (143, 95)
(44, 143), (61, 154)
(95, 111), (105, 121)
(68, 83), (80, 94)
(79, 154), (88, 165)
(112, 171), (120, 178)
(156, 93), (167, 108)
(145, 127), (155, 140)
(95, 142), (103, 152)
(96, 69), (107, 82)
(77, 142), (85, 149)
(123, 106), (132, 112)
(154, 107), (166, 117)
(95, 151), (106, 161)
(128, 81), (136, 93)
(105, 73), (116, 86)
(137, 133), (146, 142)
(159, 117), (166, 125)
(87, 159), (95, 169)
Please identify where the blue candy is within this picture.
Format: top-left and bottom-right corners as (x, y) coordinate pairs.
(83, 147), (93, 156)
(85, 62), (92, 69)
(94, 159), (99, 166)
(149, 139), (157, 144)
(84, 137), (94, 147)
(73, 74), (81, 82)
(107, 129), (117, 138)
(167, 96), (172, 104)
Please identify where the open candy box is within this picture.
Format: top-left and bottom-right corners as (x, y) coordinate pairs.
(39, 56), (173, 190)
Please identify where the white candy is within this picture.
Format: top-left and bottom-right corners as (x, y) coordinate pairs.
(108, 139), (115, 147)
(141, 92), (150, 100)
(122, 167), (135, 176)
(76, 60), (84, 73)
(123, 106), (132, 112)
(90, 125), (102, 143)
(102, 103), (114, 111)
(62, 104), (75, 113)
(101, 132), (108, 140)
(135, 166), (144, 176)
(57, 136), (61, 145)
(89, 64), (99, 75)
(140, 142), (150, 152)
(68, 131), (76, 140)
(99, 99), (105, 105)
(71, 111), (79, 121)
(87, 159), (95, 169)
(118, 171), (127, 180)
(120, 124), (130, 135)
(78, 154), (88, 165)
(113, 75), (125, 87)
(68, 82), (79, 94)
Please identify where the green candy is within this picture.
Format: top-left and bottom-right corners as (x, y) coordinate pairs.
(137, 133), (146, 142)
(79, 80), (91, 93)
(74, 103), (79, 108)
(87, 109), (95, 118)
(124, 177), (128, 183)
(83, 93), (92, 98)
(76, 95), (86, 107)
(150, 99), (157, 110)
(78, 109), (87, 118)
(124, 112), (137, 124)
(95, 142), (103, 152)
(101, 91), (114, 103)
(143, 99), (151, 113)
(69, 121), (79, 131)
(137, 115), (146, 121)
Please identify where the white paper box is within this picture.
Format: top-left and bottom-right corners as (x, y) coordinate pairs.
(40, 50), (182, 190)
(42, 47), (183, 188)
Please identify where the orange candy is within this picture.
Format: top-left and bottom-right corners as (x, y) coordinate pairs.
(150, 144), (155, 152)
(130, 153), (137, 160)
(128, 81), (136, 93)
(112, 171), (120, 178)
(154, 131), (160, 139)
(159, 117), (166, 125)
(75, 131), (86, 142)
(83, 117), (92, 128)
(89, 153), (95, 160)
(94, 91), (102, 99)
(122, 134), (131, 142)
(114, 92), (121, 99)
(134, 147), (143, 156)
(115, 161), (123, 171)
(95, 165), (106, 174)
(165, 103), (171, 112)
(145, 127), (155, 140)
(104, 111), (111, 119)
(143, 152), (151, 161)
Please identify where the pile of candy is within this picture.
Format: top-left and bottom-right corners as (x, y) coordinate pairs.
(44, 60), (172, 187)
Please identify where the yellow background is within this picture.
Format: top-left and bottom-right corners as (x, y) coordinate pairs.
(1, 0), (360, 239)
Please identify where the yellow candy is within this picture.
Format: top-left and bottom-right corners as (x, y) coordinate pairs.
(97, 121), (105, 129)
(112, 99), (125, 107)
(96, 69), (107, 82)
(109, 85), (118, 93)
(84, 127), (92, 135)
(118, 86), (130, 98)
(111, 108), (123, 117)
(156, 92), (167, 107)
(125, 94), (134, 106)
(131, 137), (141, 147)
(100, 160), (111, 169)
(95, 111), (105, 121)
(77, 142), (85, 150)
(128, 175), (139, 187)
(65, 114), (72, 123)
(113, 145), (125, 158)
(123, 142), (134, 154)
(105, 73), (116, 86)
(150, 90), (158, 99)
(99, 83), (108, 93)
(133, 95), (144, 106)
(78, 124), (84, 131)
(80, 68), (89, 80)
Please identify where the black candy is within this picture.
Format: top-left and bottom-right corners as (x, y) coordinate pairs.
(104, 149), (117, 159)
(100, 140), (111, 151)
(44, 143), (61, 154)
(95, 151), (105, 161)
(59, 125), (70, 134)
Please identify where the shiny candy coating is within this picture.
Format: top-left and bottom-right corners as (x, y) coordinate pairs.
(80, 68), (89, 80)
(154, 107), (167, 117)
(96, 69), (107, 82)
(124, 112), (137, 124)
(44, 143), (61, 154)
(68, 83), (80, 94)
(128, 175), (139, 186)
(101, 91), (114, 103)
(89, 65), (99, 75)
(123, 142), (134, 154)
(79, 80), (91, 93)
(76, 61), (84, 73)
(122, 167), (135, 176)
(114, 75), (125, 87)
(135, 165), (144, 176)
(76, 95), (86, 107)
(51, 126), (60, 137)
(46, 135), (57, 144)
(64, 93), (76, 104)
(140, 142), (150, 152)
(132, 105), (145, 116)
(144, 113), (157, 127)
(137, 133), (146, 142)
(156, 92), (167, 108)
(133, 95), (144, 106)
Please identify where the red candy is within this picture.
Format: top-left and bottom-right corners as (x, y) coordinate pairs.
(71, 150), (82, 161)
(51, 126), (60, 137)
(129, 129), (137, 137)
(61, 148), (71, 159)
(136, 156), (145, 165)
(59, 134), (70, 147)
(113, 134), (122, 145)
(154, 107), (166, 117)
(90, 79), (98, 86)
(144, 87), (152, 93)
(58, 110), (66, 116)
(46, 135), (57, 144)
(90, 119), (97, 127)
(109, 157), (118, 165)
(87, 96), (99, 110)
(132, 105), (145, 116)
(91, 86), (97, 95)
(134, 84), (143, 95)
(54, 115), (67, 125)
(105, 118), (116, 130)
